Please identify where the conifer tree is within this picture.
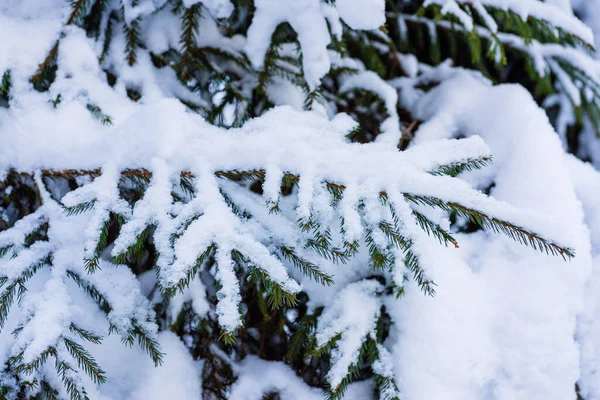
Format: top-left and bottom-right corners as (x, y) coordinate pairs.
(0, 0), (598, 399)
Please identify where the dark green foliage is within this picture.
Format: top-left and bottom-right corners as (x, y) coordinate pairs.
(403, 193), (575, 259)
(278, 246), (334, 286)
(63, 338), (106, 384)
(429, 155), (492, 177)
(0, 70), (11, 107)
(86, 104), (113, 125)
(64, 200), (96, 217)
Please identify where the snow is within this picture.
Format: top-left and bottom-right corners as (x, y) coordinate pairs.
(316, 280), (383, 389)
(335, 0), (385, 30)
(230, 356), (323, 399)
(183, 0), (234, 19)
(245, 0), (332, 90)
(93, 332), (201, 399)
(426, 0), (594, 45)
(390, 63), (592, 399)
(3, 0), (600, 398)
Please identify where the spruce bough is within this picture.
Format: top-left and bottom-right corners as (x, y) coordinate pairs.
(0, 0), (595, 399)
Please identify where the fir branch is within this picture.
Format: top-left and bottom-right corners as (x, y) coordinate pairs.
(112, 225), (152, 264)
(404, 248), (436, 296)
(323, 337), (379, 400)
(84, 214), (112, 273)
(67, 271), (163, 365)
(179, 175), (196, 198)
(164, 244), (216, 295)
(30, 42), (59, 91)
(64, 200), (96, 217)
(63, 338), (106, 384)
(365, 228), (393, 271)
(0, 281), (18, 330)
(411, 210), (459, 248)
(86, 104), (113, 125)
(305, 237), (350, 265)
(66, 270), (112, 314)
(0, 260), (48, 328)
(278, 246), (333, 285)
(0, 70), (11, 104)
(428, 155), (492, 177)
(285, 307), (322, 363)
(40, 380), (61, 400)
(99, 11), (117, 63)
(10, 346), (56, 375)
(403, 193), (575, 259)
(234, 250), (297, 310)
(122, 322), (164, 366)
(67, 0), (92, 26)
(15, 168), (575, 259)
(179, 3), (201, 79)
(54, 359), (89, 400)
(69, 323), (103, 345)
(121, 2), (141, 66)
(0, 246), (13, 259)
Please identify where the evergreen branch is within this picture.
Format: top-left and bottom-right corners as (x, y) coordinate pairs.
(69, 323), (103, 345)
(55, 359), (89, 400)
(30, 0), (92, 89)
(428, 156), (492, 177)
(323, 337), (379, 400)
(404, 248), (436, 296)
(40, 380), (61, 400)
(164, 244), (216, 296)
(374, 373), (401, 400)
(312, 333), (342, 358)
(64, 200), (96, 217)
(30, 42), (59, 89)
(86, 104), (113, 125)
(378, 220), (411, 250)
(305, 238), (350, 265)
(285, 307), (322, 363)
(0, 259), (47, 328)
(179, 3), (201, 79)
(411, 210), (459, 248)
(67, 271), (162, 365)
(219, 330), (237, 346)
(0, 281), (18, 329)
(0, 70), (11, 103)
(84, 214), (112, 273)
(403, 193), (575, 259)
(63, 338), (106, 384)
(0, 246), (13, 259)
(10, 346), (56, 375)
(66, 270), (112, 314)
(121, 2), (141, 66)
(67, 0), (92, 25)
(234, 250), (297, 310)
(365, 228), (393, 271)
(123, 322), (164, 366)
(179, 175), (195, 198)
(99, 11), (117, 63)
(14, 168), (574, 259)
(278, 246), (333, 285)
(111, 225), (152, 264)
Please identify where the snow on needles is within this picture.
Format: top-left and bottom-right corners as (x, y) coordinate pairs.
(425, 0), (594, 45)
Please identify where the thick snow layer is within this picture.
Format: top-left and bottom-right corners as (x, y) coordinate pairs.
(229, 356), (323, 400)
(568, 155), (600, 400)
(93, 332), (201, 399)
(391, 65), (592, 399)
(335, 0), (385, 30)
(426, 0), (594, 45)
